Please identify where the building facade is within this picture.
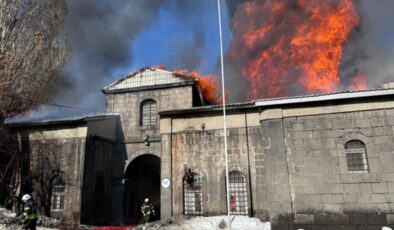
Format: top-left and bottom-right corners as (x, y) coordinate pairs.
(11, 67), (394, 229)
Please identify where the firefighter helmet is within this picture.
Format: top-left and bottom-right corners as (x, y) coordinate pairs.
(22, 194), (31, 202)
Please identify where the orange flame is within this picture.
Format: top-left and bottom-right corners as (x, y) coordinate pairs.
(230, 0), (361, 99)
(348, 74), (368, 91)
(172, 69), (222, 104)
(153, 65), (167, 70)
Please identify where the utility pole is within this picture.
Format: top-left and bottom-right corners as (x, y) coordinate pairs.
(216, 0), (231, 229)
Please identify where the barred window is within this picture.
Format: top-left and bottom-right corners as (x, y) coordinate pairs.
(228, 171), (248, 215)
(183, 172), (203, 215)
(140, 99), (157, 126)
(345, 140), (368, 172)
(51, 177), (65, 212)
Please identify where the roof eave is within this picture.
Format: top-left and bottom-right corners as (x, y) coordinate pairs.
(7, 114), (119, 129)
(102, 81), (196, 94)
(254, 88), (394, 107)
(159, 102), (256, 116)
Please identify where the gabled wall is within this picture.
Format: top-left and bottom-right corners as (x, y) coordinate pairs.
(18, 125), (88, 222)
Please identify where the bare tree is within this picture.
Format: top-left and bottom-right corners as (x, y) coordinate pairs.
(0, 125), (24, 212)
(29, 144), (68, 217)
(0, 0), (69, 121)
(0, 0), (69, 211)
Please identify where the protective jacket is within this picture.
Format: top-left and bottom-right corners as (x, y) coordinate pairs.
(23, 199), (38, 221)
(141, 202), (155, 217)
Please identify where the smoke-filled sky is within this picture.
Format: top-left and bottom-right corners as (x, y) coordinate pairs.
(24, 0), (394, 119)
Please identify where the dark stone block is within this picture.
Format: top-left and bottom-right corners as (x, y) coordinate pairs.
(358, 226), (381, 230)
(310, 225), (328, 230)
(349, 214), (366, 225)
(272, 223), (292, 230)
(327, 225), (357, 230)
(314, 214), (349, 225)
(366, 213), (387, 225)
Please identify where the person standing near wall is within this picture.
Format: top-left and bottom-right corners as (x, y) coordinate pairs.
(141, 198), (155, 225)
(21, 194), (38, 230)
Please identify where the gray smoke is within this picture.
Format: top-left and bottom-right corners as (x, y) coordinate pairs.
(341, 0), (394, 89)
(161, 1), (207, 70)
(54, 0), (167, 114)
(28, 0), (394, 119)
(50, 0), (215, 117)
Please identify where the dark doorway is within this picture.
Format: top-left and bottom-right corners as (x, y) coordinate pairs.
(123, 154), (160, 224)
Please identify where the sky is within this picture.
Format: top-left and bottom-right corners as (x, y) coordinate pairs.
(58, 0), (231, 115)
(128, 1), (232, 75)
(15, 0), (394, 120)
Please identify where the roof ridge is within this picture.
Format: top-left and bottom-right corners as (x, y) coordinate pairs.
(253, 87), (390, 102)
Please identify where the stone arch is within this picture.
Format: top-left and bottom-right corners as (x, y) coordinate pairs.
(123, 154), (161, 224)
(124, 148), (161, 173)
(182, 168), (207, 215)
(219, 165), (251, 216)
(92, 172), (109, 223)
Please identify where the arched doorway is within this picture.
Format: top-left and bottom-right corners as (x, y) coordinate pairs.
(123, 154), (160, 224)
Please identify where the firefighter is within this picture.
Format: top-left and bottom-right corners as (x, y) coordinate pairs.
(21, 194), (38, 230)
(141, 198), (155, 224)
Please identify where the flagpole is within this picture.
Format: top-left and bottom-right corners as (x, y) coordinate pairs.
(217, 0), (231, 229)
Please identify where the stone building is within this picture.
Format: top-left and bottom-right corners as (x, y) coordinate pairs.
(10, 67), (394, 229)
(12, 114), (118, 224)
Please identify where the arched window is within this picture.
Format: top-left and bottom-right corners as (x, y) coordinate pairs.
(51, 177), (65, 212)
(183, 171), (202, 215)
(228, 171), (248, 215)
(345, 140), (368, 172)
(140, 99), (157, 126)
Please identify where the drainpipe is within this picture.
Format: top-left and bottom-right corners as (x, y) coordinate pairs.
(244, 112), (254, 217)
(281, 117), (296, 229)
(170, 117), (173, 217)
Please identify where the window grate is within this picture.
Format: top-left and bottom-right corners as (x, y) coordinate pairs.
(345, 140), (368, 172)
(51, 180), (65, 212)
(184, 173), (202, 215)
(141, 100), (157, 126)
(228, 171), (248, 215)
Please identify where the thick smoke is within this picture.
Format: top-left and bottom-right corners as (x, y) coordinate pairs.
(23, 0), (394, 120)
(341, 0), (394, 89)
(55, 0), (166, 114)
(47, 0), (215, 117)
(159, 1), (208, 70)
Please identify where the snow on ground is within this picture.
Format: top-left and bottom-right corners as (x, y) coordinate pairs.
(0, 208), (59, 230)
(143, 215), (271, 230)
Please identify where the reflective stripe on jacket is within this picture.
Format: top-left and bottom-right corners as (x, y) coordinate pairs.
(23, 200), (38, 220)
(141, 203), (155, 216)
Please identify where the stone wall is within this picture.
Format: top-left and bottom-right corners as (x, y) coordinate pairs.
(106, 86), (193, 142)
(26, 136), (85, 221)
(106, 85), (196, 224)
(169, 127), (261, 216)
(261, 108), (394, 229)
(80, 135), (115, 225)
(160, 110), (261, 219)
(258, 119), (293, 229)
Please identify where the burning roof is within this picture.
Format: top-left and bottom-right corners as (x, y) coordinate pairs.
(102, 67), (196, 93)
